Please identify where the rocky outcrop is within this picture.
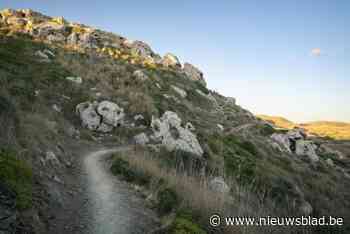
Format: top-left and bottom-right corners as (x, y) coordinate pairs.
(161, 53), (181, 68)
(128, 40), (155, 58)
(183, 63), (206, 86)
(76, 100), (125, 132)
(1, 8), (214, 83)
(295, 140), (319, 162)
(271, 129), (319, 162)
(96, 101), (125, 127)
(150, 111), (203, 156)
(225, 97), (236, 106)
(76, 101), (101, 131)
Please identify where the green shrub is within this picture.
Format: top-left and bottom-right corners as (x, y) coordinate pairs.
(258, 124), (276, 136)
(157, 187), (178, 214)
(239, 140), (258, 156)
(0, 149), (32, 209)
(111, 156), (149, 185)
(221, 135), (258, 183)
(170, 211), (207, 234)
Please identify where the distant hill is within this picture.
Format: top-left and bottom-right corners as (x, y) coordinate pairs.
(257, 115), (350, 140)
(257, 115), (297, 129)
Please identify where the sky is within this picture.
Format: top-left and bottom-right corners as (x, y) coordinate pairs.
(1, 0), (349, 123)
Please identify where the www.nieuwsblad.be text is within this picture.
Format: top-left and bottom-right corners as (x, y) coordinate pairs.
(209, 214), (344, 227)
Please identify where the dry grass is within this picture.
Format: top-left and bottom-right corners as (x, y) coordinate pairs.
(114, 147), (314, 234)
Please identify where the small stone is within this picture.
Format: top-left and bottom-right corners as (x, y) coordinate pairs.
(134, 133), (149, 145)
(326, 158), (334, 167)
(66, 76), (83, 84)
(209, 177), (230, 194)
(52, 104), (61, 112)
(217, 124), (224, 131)
(133, 70), (149, 81)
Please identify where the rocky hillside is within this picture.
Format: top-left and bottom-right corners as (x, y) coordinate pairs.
(0, 9), (350, 234)
(258, 114), (350, 140)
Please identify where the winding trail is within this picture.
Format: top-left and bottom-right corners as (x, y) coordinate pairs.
(78, 147), (158, 234)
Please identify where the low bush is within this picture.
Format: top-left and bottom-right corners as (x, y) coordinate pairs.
(0, 148), (32, 209)
(157, 188), (178, 214)
(258, 124), (276, 136)
(111, 156), (149, 185)
(170, 211), (207, 234)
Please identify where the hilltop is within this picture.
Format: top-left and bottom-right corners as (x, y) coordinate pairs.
(0, 8), (350, 234)
(258, 115), (350, 140)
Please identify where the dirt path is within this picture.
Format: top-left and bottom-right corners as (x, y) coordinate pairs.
(47, 146), (158, 234)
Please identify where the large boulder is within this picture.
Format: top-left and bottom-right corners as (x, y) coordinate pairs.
(76, 102), (101, 130)
(183, 63), (206, 86)
(76, 100), (125, 132)
(161, 53), (181, 68)
(271, 129), (306, 153)
(295, 140), (319, 162)
(150, 111), (203, 156)
(271, 129), (319, 162)
(271, 133), (292, 153)
(96, 101), (125, 127)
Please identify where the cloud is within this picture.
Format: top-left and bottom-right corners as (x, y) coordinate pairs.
(311, 48), (322, 57)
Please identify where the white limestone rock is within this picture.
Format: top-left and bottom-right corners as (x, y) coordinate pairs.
(150, 111), (203, 156)
(96, 101), (125, 127)
(129, 40), (155, 58)
(44, 151), (60, 167)
(185, 122), (196, 131)
(326, 158), (334, 167)
(35, 50), (50, 62)
(133, 70), (149, 81)
(134, 133), (149, 145)
(76, 102), (101, 130)
(271, 133), (292, 153)
(183, 62), (206, 86)
(66, 76), (83, 84)
(217, 124), (224, 131)
(52, 104), (61, 113)
(97, 122), (114, 133)
(295, 140), (319, 162)
(161, 53), (181, 68)
(209, 177), (230, 194)
(271, 129), (307, 153)
(134, 114), (145, 121)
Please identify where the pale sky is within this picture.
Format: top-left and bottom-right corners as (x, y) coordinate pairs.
(2, 0), (349, 123)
